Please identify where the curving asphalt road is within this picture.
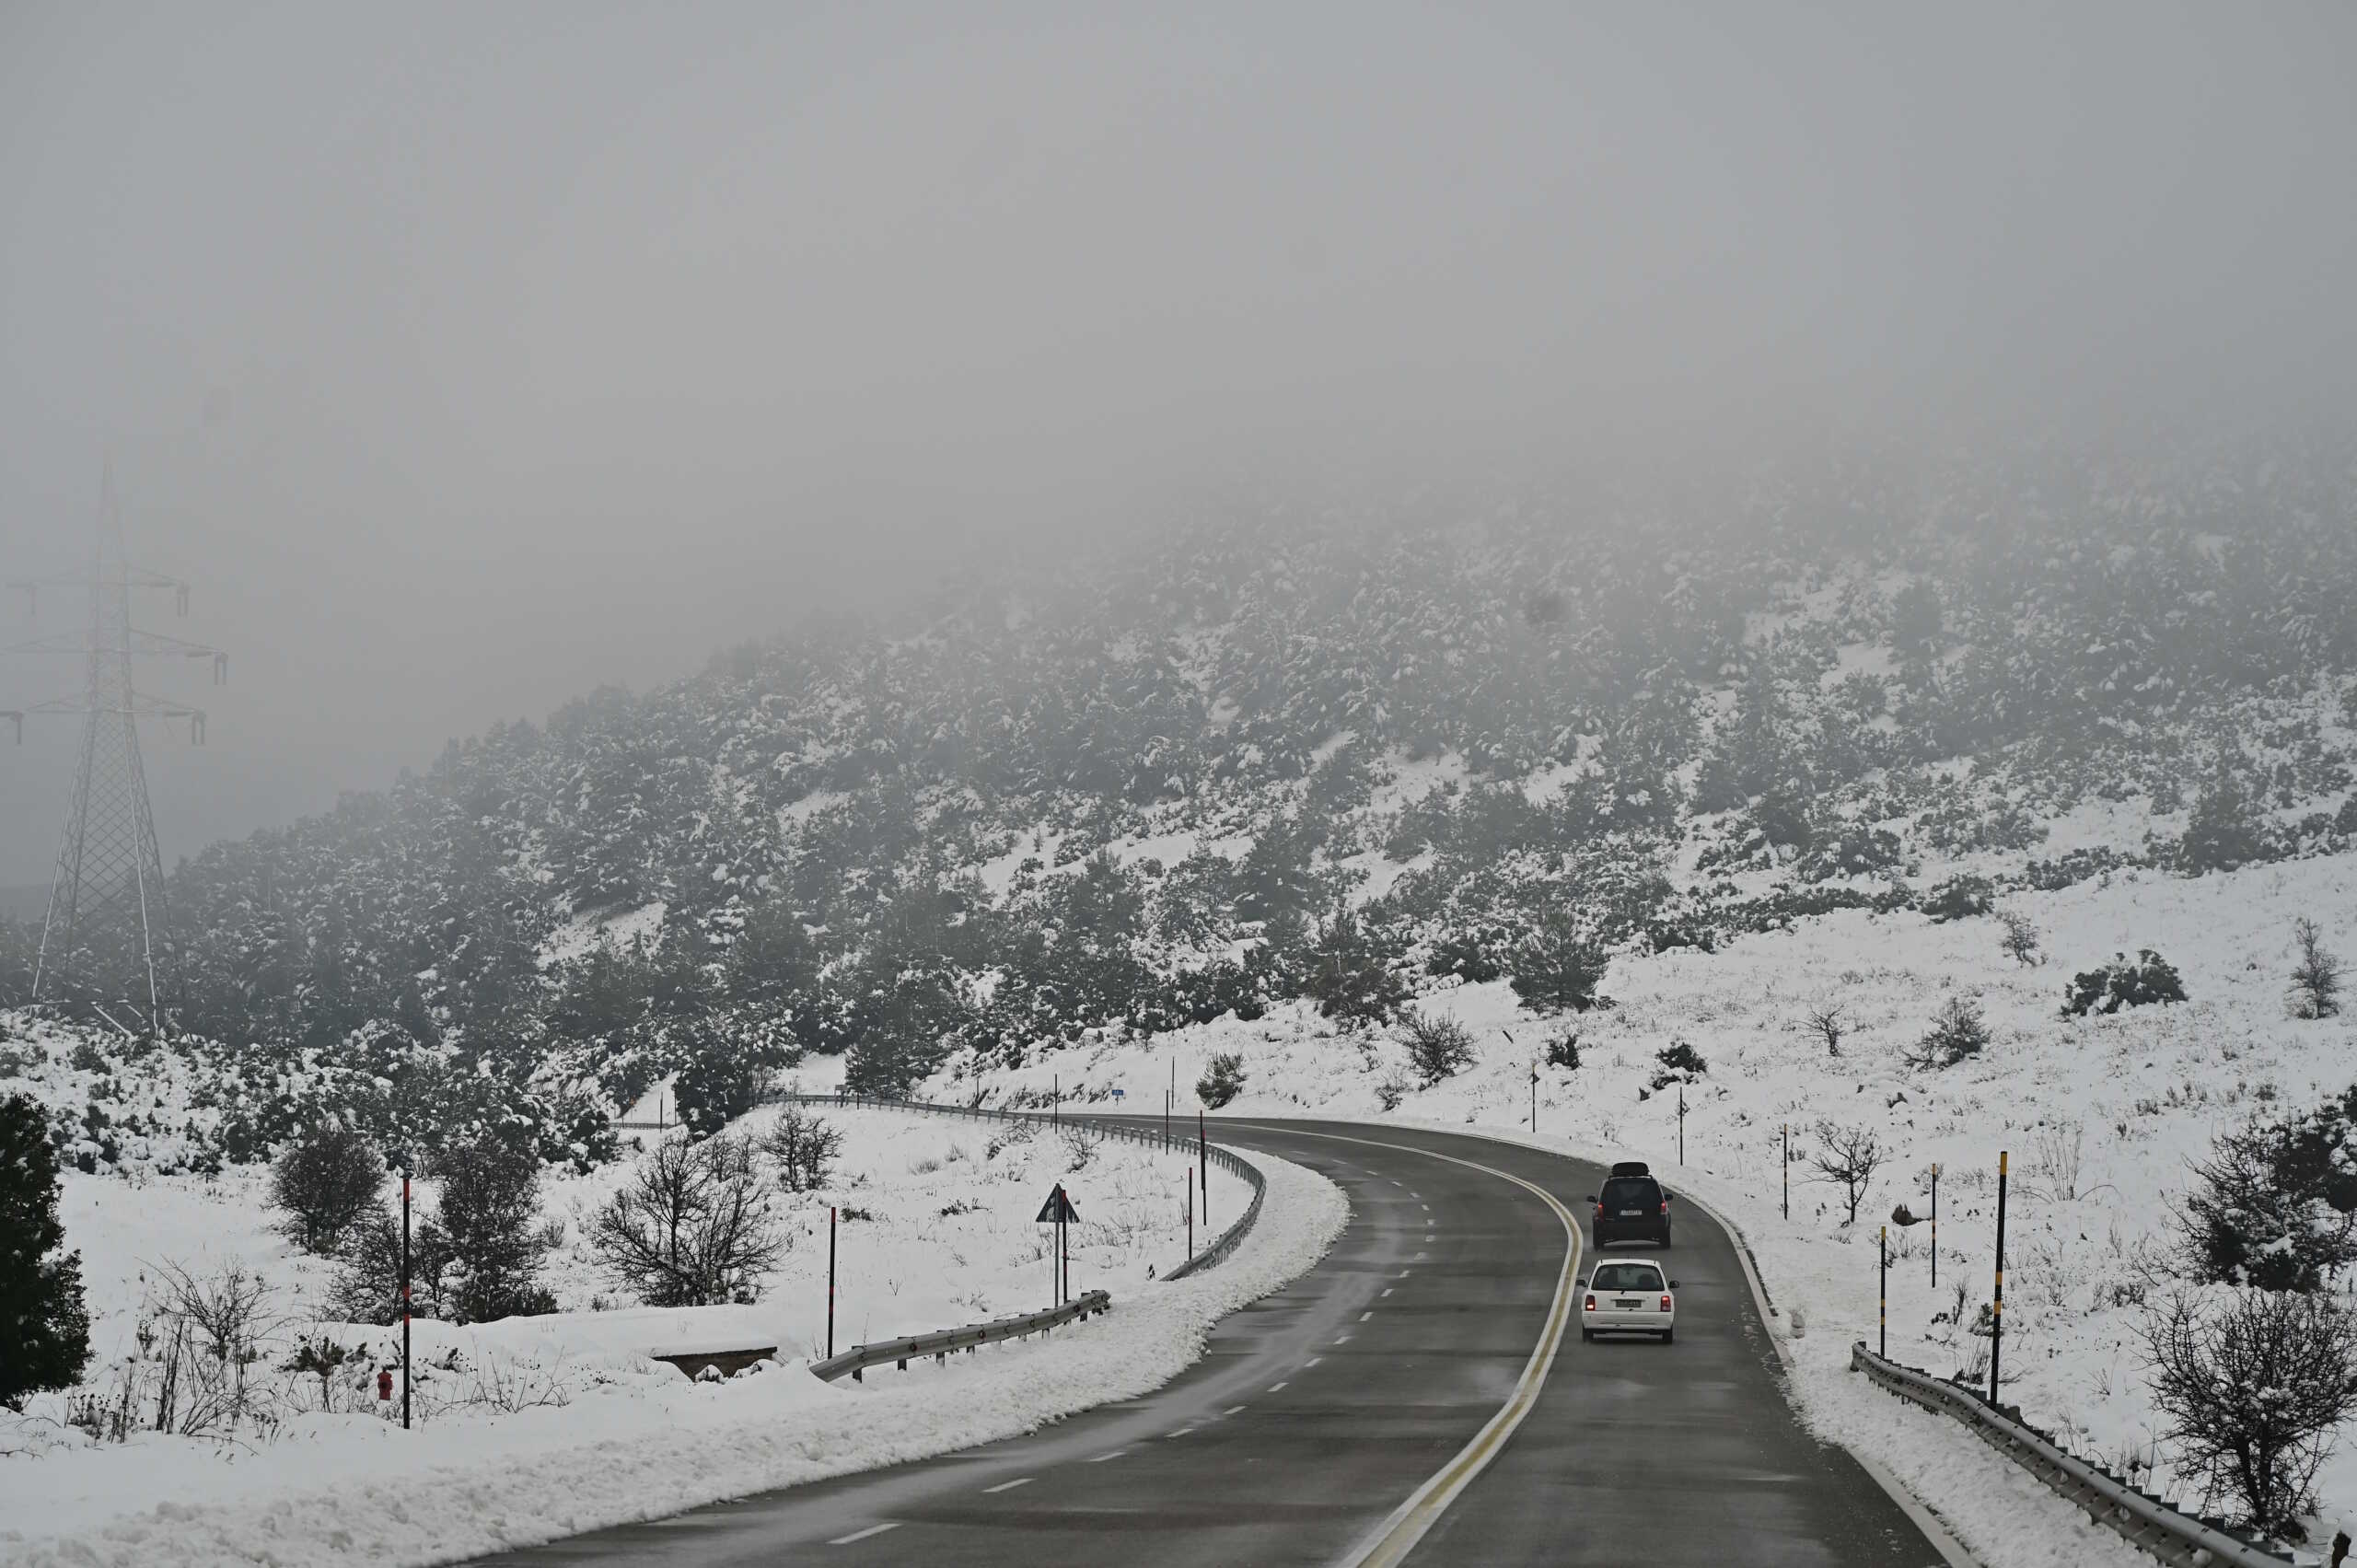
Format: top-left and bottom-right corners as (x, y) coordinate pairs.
(480, 1120), (1954, 1567)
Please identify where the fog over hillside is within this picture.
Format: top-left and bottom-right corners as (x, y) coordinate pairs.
(6, 4), (2356, 879)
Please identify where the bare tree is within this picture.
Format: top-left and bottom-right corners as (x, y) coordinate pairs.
(146, 1260), (286, 1439)
(591, 1134), (783, 1307)
(1809, 1122), (1886, 1227)
(2141, 1288), (2357, 1537)
(1998, 910), (2044, 968)
(1803, 1004), (1846, 1058)
(764, 1107), (843, 1193)
(2288, 916), (2342, 1020)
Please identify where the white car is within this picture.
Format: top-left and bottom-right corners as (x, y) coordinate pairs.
(1581, 1259), (1677, 1342)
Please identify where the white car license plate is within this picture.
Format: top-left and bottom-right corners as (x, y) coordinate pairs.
(1619, 1209), (1643, 1216)
(1615, 1298), (1641, 1309)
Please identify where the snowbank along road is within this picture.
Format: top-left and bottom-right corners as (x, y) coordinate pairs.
(481, 1119), (1954, 1567)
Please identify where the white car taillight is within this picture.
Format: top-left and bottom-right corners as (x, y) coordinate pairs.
(1660, 1295), (1672, 1312)
(1585, 1295), (1596, 1311)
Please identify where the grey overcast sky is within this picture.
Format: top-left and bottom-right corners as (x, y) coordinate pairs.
(3, 2), (2353, 882)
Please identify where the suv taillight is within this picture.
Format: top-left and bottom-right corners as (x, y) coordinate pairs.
(1659, 1202), (1668, 1215)
(1585, 1295), (1596, 1311)
(1660, 1295), (1673, 1312)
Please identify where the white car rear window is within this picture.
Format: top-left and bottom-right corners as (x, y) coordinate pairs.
(1591, 1264), (1663, 1292)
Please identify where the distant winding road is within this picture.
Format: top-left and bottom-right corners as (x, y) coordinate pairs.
(482, 1120), (1956, 1567)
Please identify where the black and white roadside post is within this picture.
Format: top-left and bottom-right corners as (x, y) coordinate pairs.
(1990, 1149), (2009, 1407)
(828, 1205), (838, 1359)
(1185, 1174), (1193, 1262)
(1782, 1124), (1789, 1219)
(1878, 1224), (1887, 1359)
(1930, 1163), (1939, 1289)
(1676, 1083), (1686, 1165)
(1052, 1074), (1060, 1126)
(389, 1148), (412, 1431)
(1529, 1060), (1538, 1135)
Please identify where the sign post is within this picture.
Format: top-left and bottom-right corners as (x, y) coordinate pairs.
(1782, 1124), (1789, 1219)
(1929, 1163), (1939, 1289)
(1035, 1184), (1080, 1308)
(1990, 1150), (2009, 1407)
(1878, 1224), (1887, 1358)
(828, 1205), (838, 1359)
(389, 1150), (412, 1432)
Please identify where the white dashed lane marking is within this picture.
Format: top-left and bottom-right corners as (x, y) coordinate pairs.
(1269, 1381), (1289, 1392)
(982, 1479), (1033, 1494)
(830, 1524), (900, 1546)
(1360, 1310), (1375, 1322)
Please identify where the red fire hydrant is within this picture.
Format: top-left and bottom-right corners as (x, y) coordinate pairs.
(377, 1367), (394, 1402)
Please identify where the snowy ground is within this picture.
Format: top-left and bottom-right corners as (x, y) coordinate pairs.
(927, 850), (2357, 1561)
(0, 1107), (1344, 1568)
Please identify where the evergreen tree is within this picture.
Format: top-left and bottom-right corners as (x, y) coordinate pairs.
(0, 1094), (91, 1409)
(2180, 762), (2269, 874)
(435, 1136), (554, 1323)
(1509, 909), (1608, 1015)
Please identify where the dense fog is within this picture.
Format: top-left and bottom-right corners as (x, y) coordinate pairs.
(4, 2), (2354, 879)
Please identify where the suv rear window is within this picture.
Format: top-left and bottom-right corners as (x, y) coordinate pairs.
(1600, 1178), (1660, 1209)
(1592, 1263), (1663, 1291)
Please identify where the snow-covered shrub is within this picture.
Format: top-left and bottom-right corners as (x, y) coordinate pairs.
(2140, 1287), (2357, 1538)
(2061, 949), (2188, 1017)
(1423, 927), (1504, 984)
(1909, 995), (1990, 1068)
(1997, 910), (2043, 968)
(269, 1122), (384, 1255)
(1398, 1009), (1475, 1086)
(1542, 1028), (1581, 1071)
(1196, 1051), (1246, 1109)
(2176, 1089), (2357, 1293)
(330, 1203), (452, 1323)
(1646, 1040), (1707, 1091)
(1920, 874), (1994, 923)
(1797, 824), (1902, 884)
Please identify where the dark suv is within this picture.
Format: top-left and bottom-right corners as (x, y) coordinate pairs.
(1588, 1169), (1672, 1249)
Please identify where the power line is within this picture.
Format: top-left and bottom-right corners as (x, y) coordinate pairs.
(5, 466), (226, 1033)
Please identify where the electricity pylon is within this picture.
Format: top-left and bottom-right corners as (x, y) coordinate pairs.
(5, 470), (224, 1033)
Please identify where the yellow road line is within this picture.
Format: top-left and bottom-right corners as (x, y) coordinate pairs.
(1224, 1123), (1583, 1568)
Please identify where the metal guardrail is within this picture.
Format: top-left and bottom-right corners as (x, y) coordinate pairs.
(812, 1290), (1111, 1383)
(779, 1090), (1268, 1282)
(1849, 1342), (2299, 1568)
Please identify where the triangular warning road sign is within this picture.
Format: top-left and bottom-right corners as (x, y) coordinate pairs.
(1034, 1184), (1079, 1223)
